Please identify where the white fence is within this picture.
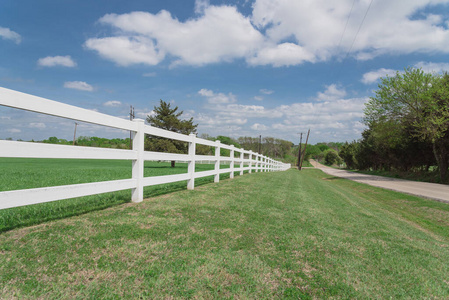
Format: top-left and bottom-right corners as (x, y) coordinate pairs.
(0, 87), (290, 210)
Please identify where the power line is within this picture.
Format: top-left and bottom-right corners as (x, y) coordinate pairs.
(335, 0), (357, 52)
(308, 1), (364, 138)
(344, 0), (374, 60)
(299, 1), (374, 144)
(335, 0), (375, 80)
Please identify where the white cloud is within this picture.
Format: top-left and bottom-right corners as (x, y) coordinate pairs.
(195, 96), (367, 142)
(216, 103), (283, 119)
(195, 112), (247, 127)
(63, 81), (94, 91)
(37, 55), (77, 67)
(103, 100), (122, 107)
(414, 61), (449, 74)
(254, 96), (263, 101)
(361, 68), (397, 84)
(85, 2), (449, 68)
(316, 84), (346, 101)
(251, 123), (268, 131)
(135, 108), (155, 119)
(87, 6), (263, 67)
(248, 43), (315, 67)
(142, 72), (157, 77)
(29, 123), (46, 129)
(192, 85), (368, 142)
(6, 128), (21, 133)
(198, 89), (237, 104)
(0, 27), (21, 44)
(195, 0), (210, 14)
(260, 89), (274, 95)
(362, 62), (449, 85)
(85, 36), (164, 66)
(252, 0), (449, 61)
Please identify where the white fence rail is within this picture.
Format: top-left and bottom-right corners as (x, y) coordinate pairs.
(0, 87), (291, 210)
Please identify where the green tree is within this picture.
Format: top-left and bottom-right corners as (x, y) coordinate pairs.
(146, 100), (198, 167)
(365, 68), (449, 182)
(237, 136), (260, 153)
(44, 136), (60, 144)
(216, 136), (241, 157)
(339, 141), (359, 169)
(324, 149), (341, 166)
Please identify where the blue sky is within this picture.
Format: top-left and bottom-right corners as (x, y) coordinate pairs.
(1, 0), (449, 144)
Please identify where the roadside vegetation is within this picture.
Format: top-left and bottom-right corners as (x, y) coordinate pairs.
(1, 169), (448, 298)
(338, 68), (449, 184)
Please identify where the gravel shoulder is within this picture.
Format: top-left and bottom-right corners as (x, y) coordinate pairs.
(309, 159), (449, 204)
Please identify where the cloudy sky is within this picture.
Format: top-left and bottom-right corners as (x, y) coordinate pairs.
(1, 0), (449, 144)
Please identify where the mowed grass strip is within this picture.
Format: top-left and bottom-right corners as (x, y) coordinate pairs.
(0, 158), (234, 232)
(1, 169), (449, 298)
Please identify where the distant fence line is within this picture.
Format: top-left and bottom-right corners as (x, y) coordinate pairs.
(0, 87), (291, 210)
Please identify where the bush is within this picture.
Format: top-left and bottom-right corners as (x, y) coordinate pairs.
(324, 149), (342, 166)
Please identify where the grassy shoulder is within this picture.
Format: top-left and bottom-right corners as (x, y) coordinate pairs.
(1, 169), (448, 298)
(355, 168), (443, 184)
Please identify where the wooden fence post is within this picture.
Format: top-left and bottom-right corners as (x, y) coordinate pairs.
(214, 140), (220, 183)
(248, 151), (253, 174)
(187, 133), (196, 190)
(131, 119), (145, 202)
(230, 145), (235, 179)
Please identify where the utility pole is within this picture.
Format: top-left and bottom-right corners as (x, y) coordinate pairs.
(129, 105), (135, 149)
(72, 122), (78, 146)
(299, 129), (310, 170)
(297, 132), (303, 169)
(259, 135), (262, 154)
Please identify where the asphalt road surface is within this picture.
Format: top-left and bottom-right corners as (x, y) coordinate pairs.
(309, 159), (449, 204)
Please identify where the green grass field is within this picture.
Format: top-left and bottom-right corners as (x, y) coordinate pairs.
(1, 161), (449, 298)
(0, 158), (236, 232)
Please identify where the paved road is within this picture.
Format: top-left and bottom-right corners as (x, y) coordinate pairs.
(308, 159), (449, 204)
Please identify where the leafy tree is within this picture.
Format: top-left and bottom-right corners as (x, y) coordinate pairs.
(317, 143), (330, 152)
(215, 136), (241, 157)
(365, 68), (449, 182)
(44, 136), (60, 144)
(324, 149), (341, 166)
(146, 100), (198, 167)
(339, 141), (359, 169)
(196, 134), (214, 155)
(238, 136), (262, 153)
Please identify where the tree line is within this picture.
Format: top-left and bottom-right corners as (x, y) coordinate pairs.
(338, 68), (449, 183)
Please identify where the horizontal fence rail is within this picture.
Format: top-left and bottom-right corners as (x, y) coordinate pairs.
(0, 87), (291, 210)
